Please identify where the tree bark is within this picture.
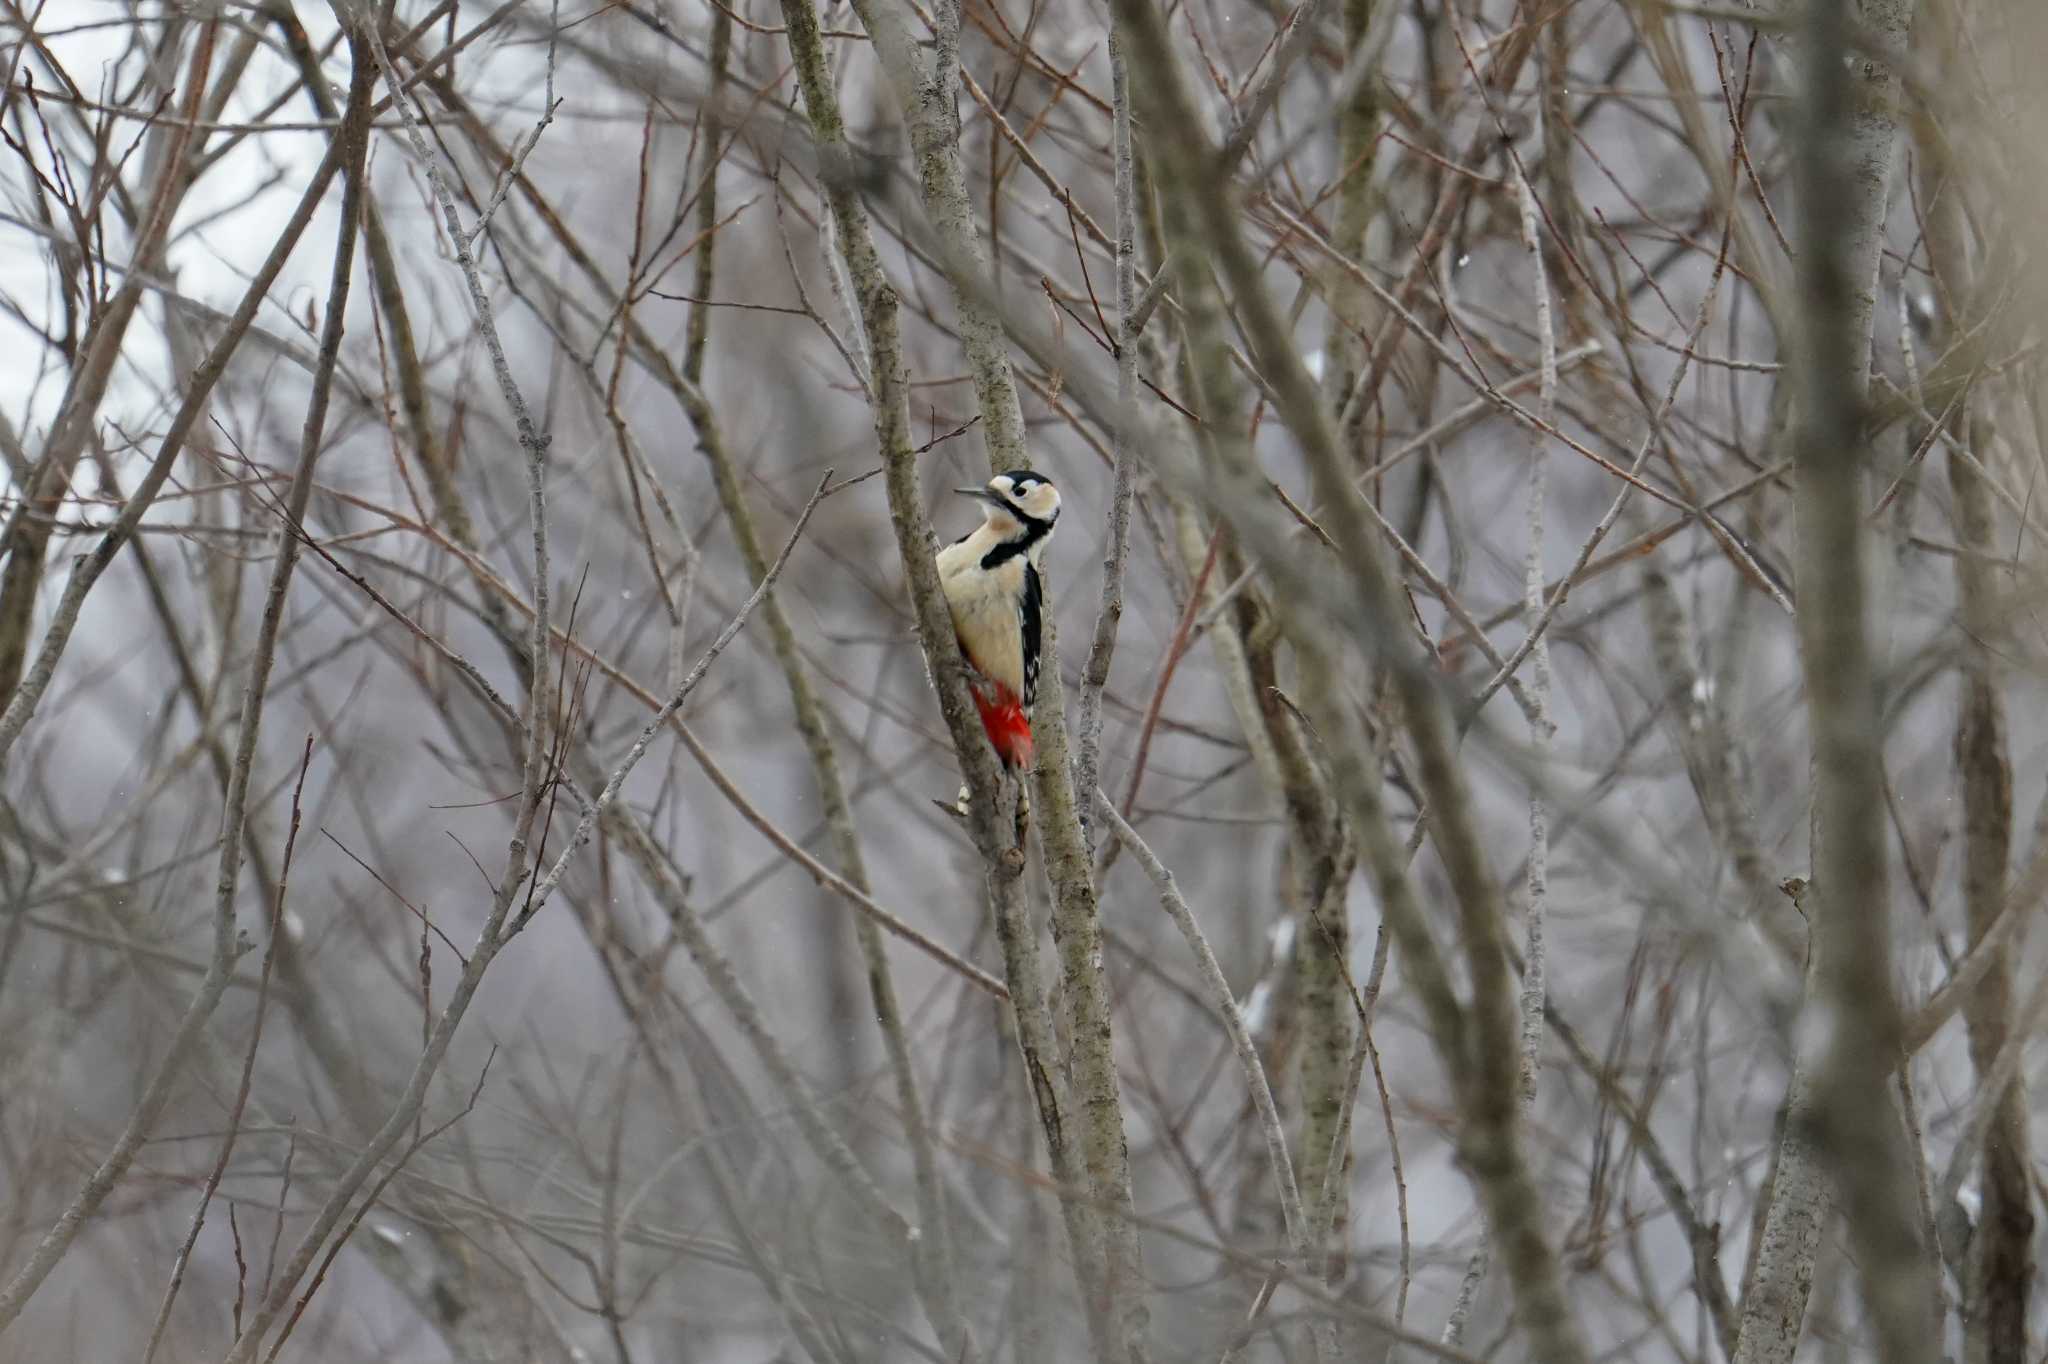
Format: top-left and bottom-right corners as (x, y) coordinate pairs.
(1763, 0), (1939, 1358)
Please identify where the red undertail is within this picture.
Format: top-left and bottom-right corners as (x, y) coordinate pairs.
(969, 676), (1034, 770)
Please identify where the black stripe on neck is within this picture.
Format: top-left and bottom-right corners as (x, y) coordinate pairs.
(979, 514), (1051, 569)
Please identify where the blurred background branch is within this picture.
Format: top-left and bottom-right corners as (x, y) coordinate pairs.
(1, 0), (2046, 1359)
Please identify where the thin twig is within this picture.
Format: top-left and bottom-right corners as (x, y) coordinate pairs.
(0, 53), (375, 1331)
(507, 474), (833, 939)
(1097, 795), (1310, 1258)
(1073, 25), (1140, 854)
(139, 735), (317, 1364)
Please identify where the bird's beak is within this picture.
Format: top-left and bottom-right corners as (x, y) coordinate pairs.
(953, 487), (1003, 505)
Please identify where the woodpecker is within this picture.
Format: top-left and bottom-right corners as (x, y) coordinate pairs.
(936, 469), (1061, 773)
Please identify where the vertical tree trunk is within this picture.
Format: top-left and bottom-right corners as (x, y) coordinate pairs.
(1771, 0), (1937, 1358)
(1920, 38), (2034, 1343)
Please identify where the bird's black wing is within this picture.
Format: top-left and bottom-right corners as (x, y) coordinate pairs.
(1020, 562), (1043, 707)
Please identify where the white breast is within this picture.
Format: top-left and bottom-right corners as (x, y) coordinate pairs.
(937, 530), (1028, 699)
